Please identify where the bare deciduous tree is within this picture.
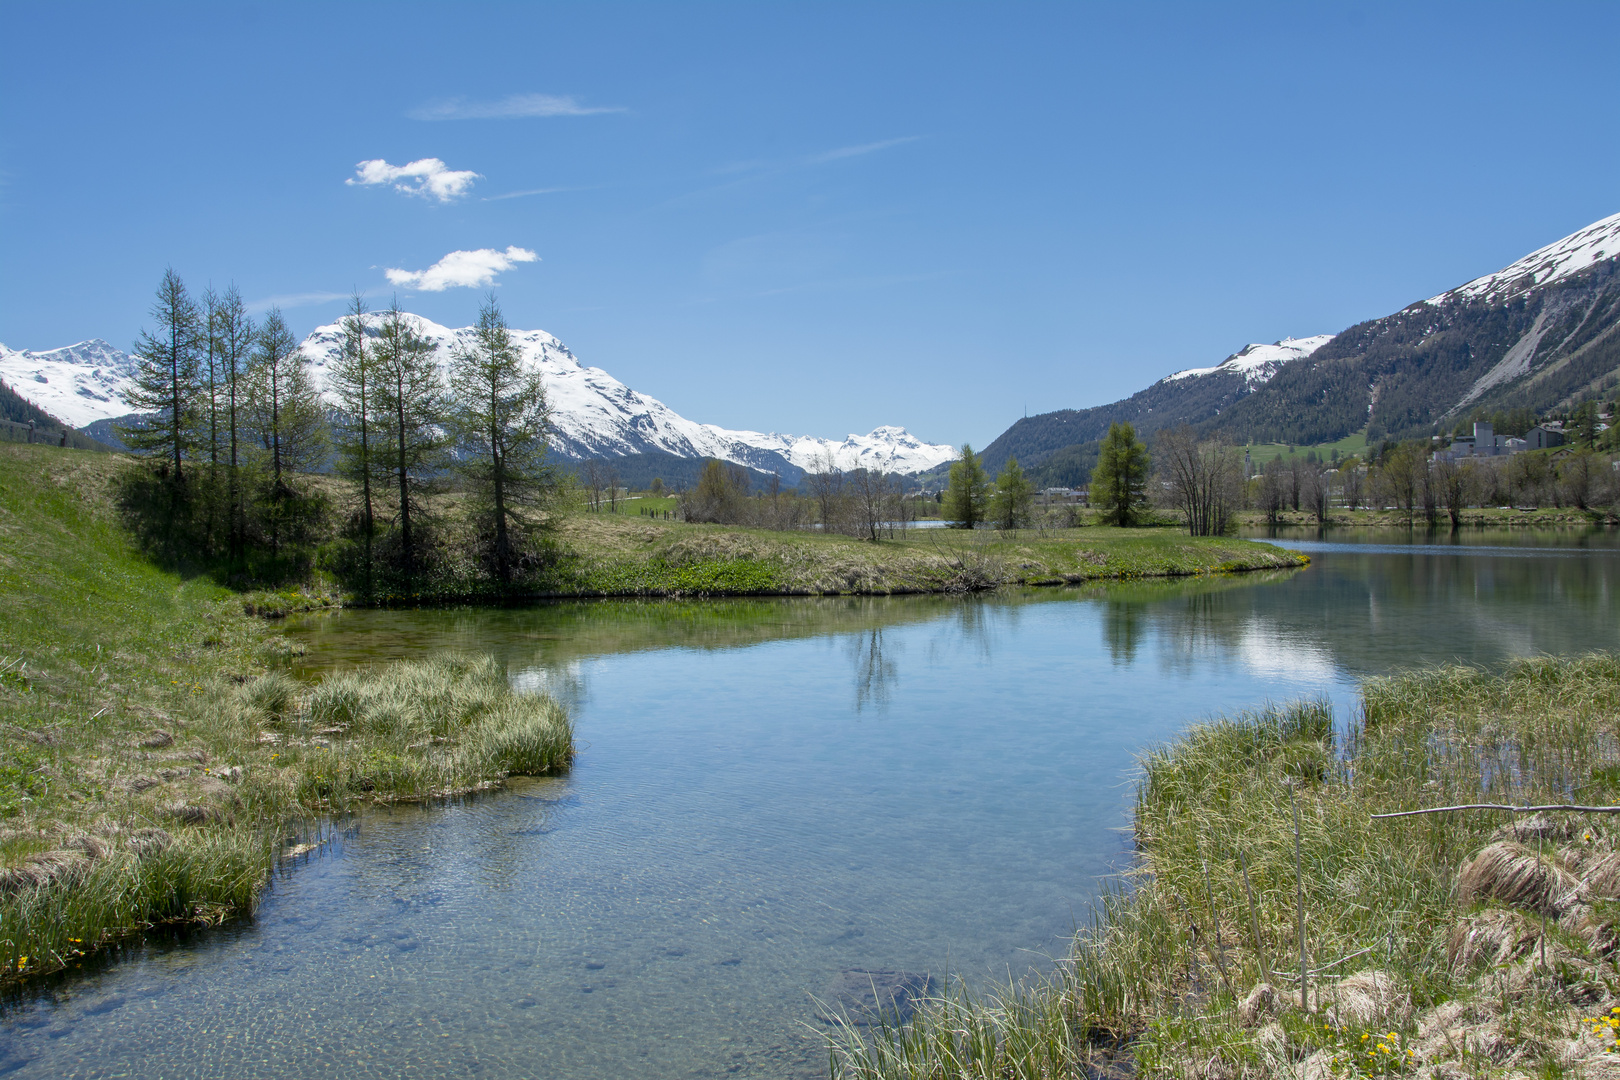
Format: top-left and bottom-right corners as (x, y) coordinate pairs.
(1157, 426), (1242, 536)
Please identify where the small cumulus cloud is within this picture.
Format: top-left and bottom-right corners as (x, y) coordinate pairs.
(385, 246), (539, 292)
(346, 158), (481, 202)
(408, 93), (625, 121)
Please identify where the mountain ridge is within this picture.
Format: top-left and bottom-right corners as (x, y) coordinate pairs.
(982, 210), (1620, 473)
(0, 316), (956, 481)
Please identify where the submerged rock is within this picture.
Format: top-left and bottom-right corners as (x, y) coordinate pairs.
(817, 969), (936, 1027)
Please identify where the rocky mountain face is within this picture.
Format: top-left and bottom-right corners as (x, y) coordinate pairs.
(1213, 212), (1620, 445)
(982, 210), (1620, 473)
(295, 314), (955, 481)
(979, 336), (1332, 474)
(0, 340), (137, 430)
(0, 314), (955, 481)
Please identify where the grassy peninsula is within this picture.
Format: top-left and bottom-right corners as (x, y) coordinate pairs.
(527, 512), (1307, 599)
(831, 652), (1620, 1079)
(0, 445), (572, 985)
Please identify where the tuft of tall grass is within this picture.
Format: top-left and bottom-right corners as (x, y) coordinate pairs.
(243, 655), (573, 805)
(828, 653), (1620, 1078)
(0, 826), (271, 980)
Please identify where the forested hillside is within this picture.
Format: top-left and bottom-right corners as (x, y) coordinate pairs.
(1214, 257), (1620, 444)
(979, 212), (1620, 464)
(979, 367), (1253, 474)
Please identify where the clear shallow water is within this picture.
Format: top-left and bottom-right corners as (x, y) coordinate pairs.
(2, 527), (1617, 1078)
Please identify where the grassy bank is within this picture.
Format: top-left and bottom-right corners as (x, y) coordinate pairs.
(514, 514), (1307, 600)
(830, 652), (1620, 1079)
(0, 444), (573, 985)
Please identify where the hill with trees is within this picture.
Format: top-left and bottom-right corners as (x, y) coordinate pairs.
(982, 210), (1620, 467)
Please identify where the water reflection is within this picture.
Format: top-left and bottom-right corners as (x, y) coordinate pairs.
(1103, 600), (1145, 665)
(3, 528), (1617, 1080)
(847, 628), (898, 714)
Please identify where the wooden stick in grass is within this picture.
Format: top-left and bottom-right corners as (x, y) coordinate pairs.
(1371, 803), (1620, 819)
(1291, 783), (1308, 1012)
(1238, 849), (1272, 985)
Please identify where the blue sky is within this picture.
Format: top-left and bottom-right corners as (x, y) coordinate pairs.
(3, 2), (1618, 448)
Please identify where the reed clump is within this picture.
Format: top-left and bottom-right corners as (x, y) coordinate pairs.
(828, 652), (1620, 1079)
(0, 655), (572, 983)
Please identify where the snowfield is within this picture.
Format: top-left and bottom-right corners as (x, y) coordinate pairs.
(296, 314), (956, 474)
(0, 314), (956, 476)
(1161, 335), (1333, 387)
(1428, 210), (1620, 305)
(0, 340), (138, 429)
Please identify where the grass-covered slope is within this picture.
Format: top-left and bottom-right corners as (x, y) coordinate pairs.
(0, 444), (572, 984)
(831, 653), (1620, 1079)
(512, 514), (1307, 601)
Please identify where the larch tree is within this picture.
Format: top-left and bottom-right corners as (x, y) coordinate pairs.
(448, 296), (554, 584)
(943, 444), (990, 528)
(328, 293), (381, 589)
(211, 286), (255, 564)
(373, 305), (448, 587)
(122, 268), (203, 483)
(246, 308), (327, 553)
(1090, 422), (1151, 527)
(989, 456), (1034, 530)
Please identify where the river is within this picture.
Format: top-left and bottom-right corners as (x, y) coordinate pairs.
(1, 527), (1616, 1078)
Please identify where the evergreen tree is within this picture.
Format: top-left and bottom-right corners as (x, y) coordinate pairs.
(328, 293), (381, 591)
(373, 305), (448, 587)
(211, 286), (255, 565)
(122, 268), (202, 481)
(943, 444), (990, 528)
(989, 456), (1034, 529)
(448, 295), (554, 584)
(1571, 401), (1601, 449)
(246, 308), (328, 554)
(1091, 422), (1151, 526)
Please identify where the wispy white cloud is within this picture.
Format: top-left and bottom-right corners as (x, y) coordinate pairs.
(385, 246), (539, 292)
(408, 93), (625, 121)
(805, 136), (922, 164)
(482, 186), (580, 202)
(346, 158), (481, 202)
(246, 291), (350, 314)
(665, 136), (925, 207)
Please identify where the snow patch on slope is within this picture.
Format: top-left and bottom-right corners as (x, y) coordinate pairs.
(1161, 335), (1333, 387)
(298, 313), (956, 475)
(1429, 211), (1620, 306)
(0, 318), (955, 475)
(0, 340), (137, 428)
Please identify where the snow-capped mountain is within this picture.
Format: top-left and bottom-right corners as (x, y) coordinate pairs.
(1161, 335), (1334, 387)
(298, 313), (955, 475)
(0, 315), (954, 476)
(0, 340), (137, 429)
(1428, 210), (1620, 306)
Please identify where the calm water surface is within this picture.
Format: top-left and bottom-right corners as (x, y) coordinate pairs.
(2, 527), (1617, 1078)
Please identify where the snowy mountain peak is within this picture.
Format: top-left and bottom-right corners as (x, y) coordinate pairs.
(0, 339), (138, 428)
(1161, 335), (1333, 387)
(1428, 210), (1620, 306)
(1, 315), (953, 476)
(296, 313), (956, 476)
